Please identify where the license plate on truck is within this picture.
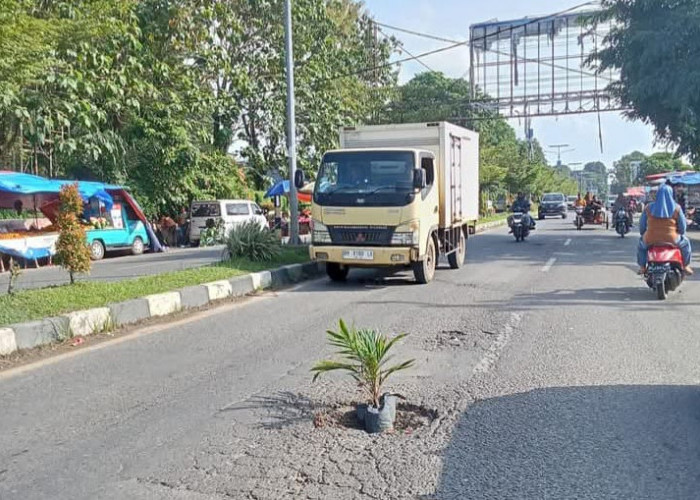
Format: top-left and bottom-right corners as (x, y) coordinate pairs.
(342, 250), (374, 261)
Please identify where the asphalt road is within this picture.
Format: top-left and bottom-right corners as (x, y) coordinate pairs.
(2, 216), (700, 499)
(0, 245), (225, 294)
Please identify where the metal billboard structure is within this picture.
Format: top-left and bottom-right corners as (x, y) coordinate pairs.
(469, 8), (624, 119)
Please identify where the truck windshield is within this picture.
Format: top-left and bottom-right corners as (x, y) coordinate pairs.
(313, 151), (416, 207)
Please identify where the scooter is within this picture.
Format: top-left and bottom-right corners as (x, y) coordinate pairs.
(645, 244), (685, 300)
(511, 212), (530, 242)
(615, 208), (630, 238)
(574, 207), (584, 230)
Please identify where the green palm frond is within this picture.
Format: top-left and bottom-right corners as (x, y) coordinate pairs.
(311, 319), (414, 406)
(311, 360), (360, 382)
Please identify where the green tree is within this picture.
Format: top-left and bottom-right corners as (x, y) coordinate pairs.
(188, 0), (397, 183)
(384, 72), (472, 124)
(0, 0), (394, 214)
(55, 183), (91, 284)
(591, 0), (700, 161)
(583, 161), (609, 196)
(610, 151), (646, 192)
(639, 152), (688, 180)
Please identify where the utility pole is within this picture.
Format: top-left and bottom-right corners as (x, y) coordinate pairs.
(284, 0), (299, 244)
(548, 144), (574, 167)
(569, 162), (584, 194)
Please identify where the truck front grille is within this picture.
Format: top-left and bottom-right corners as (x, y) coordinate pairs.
(328, 226), (394, 246)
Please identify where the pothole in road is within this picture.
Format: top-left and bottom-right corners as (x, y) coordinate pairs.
(422, 328), (495, 351)
(313, 401), (438, 434)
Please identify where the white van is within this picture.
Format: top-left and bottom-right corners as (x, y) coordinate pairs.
(189, 199), (267, 245)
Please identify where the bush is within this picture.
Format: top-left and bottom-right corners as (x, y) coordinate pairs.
(224, 221), (280, 262)
(199, 218), (226, 247)
(55, 183), (91, 284)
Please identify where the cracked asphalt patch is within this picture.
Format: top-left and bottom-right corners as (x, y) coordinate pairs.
(141, 310), (520, 499)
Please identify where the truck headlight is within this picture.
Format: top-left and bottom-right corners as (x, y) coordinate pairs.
(391, 221), (419, 246)
(312, 221), (331, 244)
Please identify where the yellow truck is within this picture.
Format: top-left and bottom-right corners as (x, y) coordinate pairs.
(301, 122), (479, 284)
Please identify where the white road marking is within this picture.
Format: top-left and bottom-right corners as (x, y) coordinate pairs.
(541, 257), (557, 272)
(473, 312), (522, 374)
(564, 238), (572, 246)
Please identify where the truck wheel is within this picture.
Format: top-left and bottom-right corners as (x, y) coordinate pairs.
(326, 263), (349, 282)
(90, 240), (105, 261)
(413, 236), (436, 284)
(448, 229), (466, 269)
(131, 237), (145, 256)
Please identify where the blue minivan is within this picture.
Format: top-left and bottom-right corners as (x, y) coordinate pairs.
(85, 197), (149, 260)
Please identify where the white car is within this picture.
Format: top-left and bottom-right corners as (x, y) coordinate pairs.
(189, 199), (267, 245)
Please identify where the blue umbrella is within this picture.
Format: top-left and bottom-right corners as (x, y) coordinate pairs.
(264, 180), (290, 198)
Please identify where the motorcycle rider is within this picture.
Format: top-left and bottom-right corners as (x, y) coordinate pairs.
(637, 184), (693, 275)
(588, 195), (604, 222)
(613, 193), (632, 229)
(574, 193), (587, 208)
(508, 192), (535, 232)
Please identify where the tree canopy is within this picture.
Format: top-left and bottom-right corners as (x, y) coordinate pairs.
(0, 0), (396, 215)
(592, 0), (700, 161)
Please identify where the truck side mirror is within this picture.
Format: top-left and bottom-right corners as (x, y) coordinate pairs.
(294, 169), (305, 190)
(413, 169), (426, 190)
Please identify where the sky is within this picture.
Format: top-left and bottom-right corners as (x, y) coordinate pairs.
(362, 0), (665, 169)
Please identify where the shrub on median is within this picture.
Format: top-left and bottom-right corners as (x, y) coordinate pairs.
(55, 183), (91, 284)
(224, 221), (280, 262)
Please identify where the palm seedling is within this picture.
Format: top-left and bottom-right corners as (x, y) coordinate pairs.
(311, 319), (414, 408)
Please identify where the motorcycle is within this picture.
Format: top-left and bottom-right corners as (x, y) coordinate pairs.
(511, 212), (530, 242)
(574, 206), (585, 230)
(645, 244), (685, 300)
(615, 208), (630, 238)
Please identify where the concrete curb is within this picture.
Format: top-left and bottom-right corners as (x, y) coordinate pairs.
(474, 219), (508, 233)
(0, 261), (325, 356)
(0, 328), (17, 356)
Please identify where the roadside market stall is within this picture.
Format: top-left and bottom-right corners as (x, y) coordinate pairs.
(0, 172), (163, 267)
(667, 172), (700, 221)
(264, 180), (314, 235)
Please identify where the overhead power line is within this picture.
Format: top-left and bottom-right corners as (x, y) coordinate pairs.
(376, 26), (437, 73)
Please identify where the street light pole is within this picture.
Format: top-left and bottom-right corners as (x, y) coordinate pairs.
(284, 0), (299, 245)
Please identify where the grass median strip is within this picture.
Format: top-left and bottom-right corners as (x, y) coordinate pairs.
(0, 247), (309, 326)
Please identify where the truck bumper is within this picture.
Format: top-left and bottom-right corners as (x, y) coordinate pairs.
(309, 245), (416, 266)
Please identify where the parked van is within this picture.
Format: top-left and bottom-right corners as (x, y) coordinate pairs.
(189, 199), (267, 245)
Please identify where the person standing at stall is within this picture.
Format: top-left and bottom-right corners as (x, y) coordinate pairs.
(159, 214), (177, 247)
(176, 207), (189, 247)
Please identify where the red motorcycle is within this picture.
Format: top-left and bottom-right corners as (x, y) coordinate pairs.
(645, 244), (685, 300)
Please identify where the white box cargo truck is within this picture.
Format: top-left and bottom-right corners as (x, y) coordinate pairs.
(303, 122), (480, 284)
